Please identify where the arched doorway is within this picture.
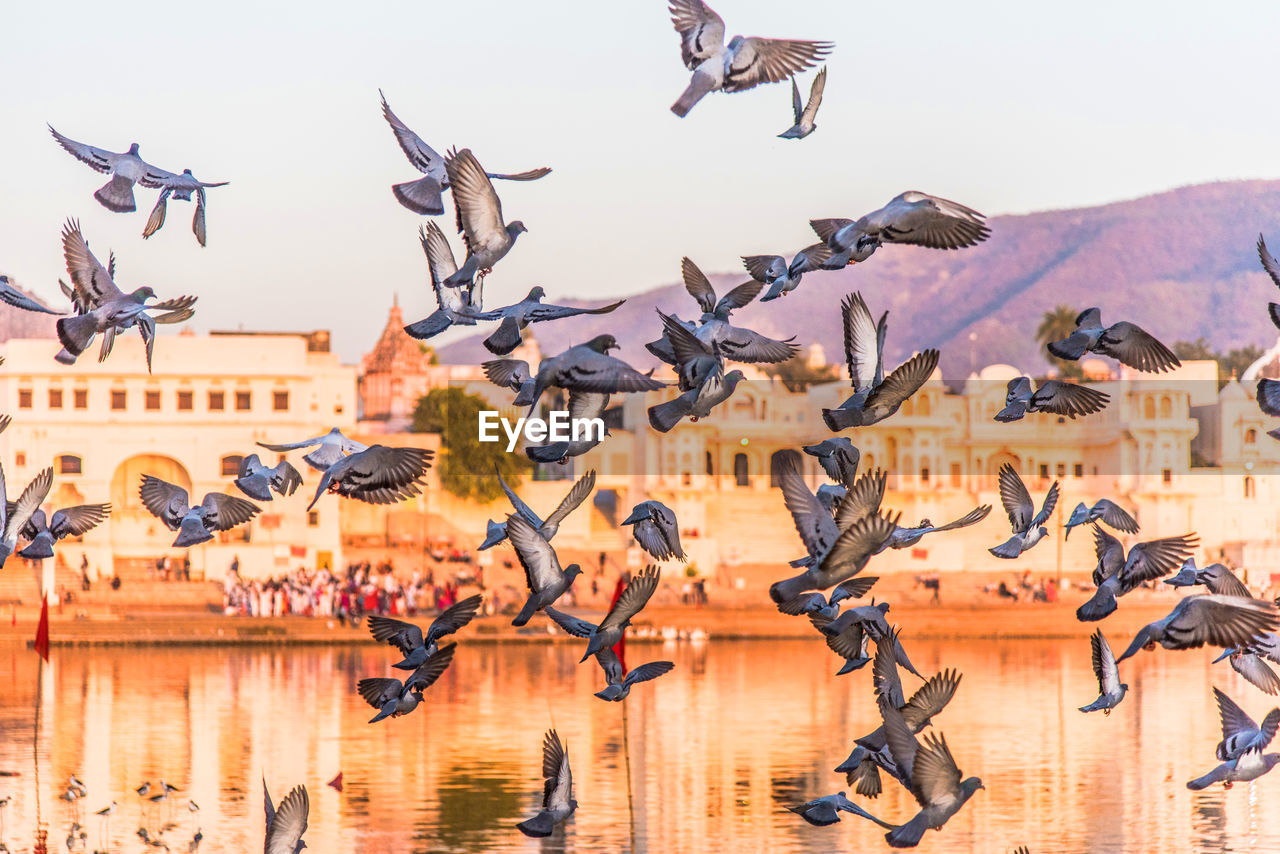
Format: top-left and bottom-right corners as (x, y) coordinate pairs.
(112, 454), (192, 514)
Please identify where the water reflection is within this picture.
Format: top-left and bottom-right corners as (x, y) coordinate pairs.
(0, 638), (1277, 853)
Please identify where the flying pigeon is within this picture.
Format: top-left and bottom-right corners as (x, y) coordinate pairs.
(514, 335), (666, 414)
(1047, 308), (1181, 373)
(462, 286), (626, 356)
(803, 438), (860, 486)
(233, 454), (303, 502)
(0, 275), (65, 314)
(621, 501), (685, 562)
(0, 467), (54, 567)
(823, 292), (940, 430)
(49, 126), (169, 213)
(580, 565), (661, 662)
(994, 376), (1110, 422)
(744, 243), (832, 302)
(989, 463), (1058, 559)
(809, 609), (874, 675)
(786, 792), (891, 828)
(305, 445), (434, 510)
(811, 191), (990, 266)
(262, 781), (308, 854)
(482, 358), (536, 401)
(1115, 595), (1280, 663)
(139, 476), (261, 548)
(1215, 635), (1280, 696)
(356, 643), (456, 723)
(141, 167), (229, 247)
(507, 512), (583, 626)
(403, 222), (483, 340)
(379, 90), (550, 216)
(1256, 379), (1280, 439)
(516, 729), (576, 838)
(1063, 498), (1139, 540)
(16, 502), (111, 561)
(479, 469), (595, 550)
(878, 506), (992, 553)
(775, 576), (879, 620)
(1187, 687), (1280, 790)
(1076, 529), (1197, 621)
(778, 66), (827, 139)
(441, 148), (527, 288)
(544, 606), (669, 698)
(668, 0), (832, 117)
(815, 605), (921, 677)
(258, 428), (369, 472)
(1165, 559), (1250, 598)
(524, 391), (611, 464)
(1079, 629), (1127, 714)
(367, 595), (483, 669)
(649, 369), (746, 432)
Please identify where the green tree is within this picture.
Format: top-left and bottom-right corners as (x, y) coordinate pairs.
(1036, 305), (1084, 379)
(411, 387), (530, 503)
(1173, 338), (1264, 388)
(762, 354), (840, 392)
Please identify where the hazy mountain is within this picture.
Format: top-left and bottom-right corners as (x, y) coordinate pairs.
(0, 276), (61, 341)
(437, 180), (1280, 377)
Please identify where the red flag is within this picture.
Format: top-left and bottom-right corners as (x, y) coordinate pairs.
(35, 597), (50, 661)
(608, 575), (627, 673)
(327, 772), (343, 793)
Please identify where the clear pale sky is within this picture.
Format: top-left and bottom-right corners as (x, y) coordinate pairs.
(2, 0), (1278, 362)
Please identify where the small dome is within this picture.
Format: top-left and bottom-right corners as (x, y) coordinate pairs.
(978, 363), (1021, 382)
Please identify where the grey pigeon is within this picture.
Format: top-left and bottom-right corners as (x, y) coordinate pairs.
(56, 220), (198, 372)
(262, 781), (308, 854)
(305, 445), (434, 510)
(746, 243), (832, 302)
(775, 576), (878, 620)
(482, 358), (535, 402)
(141, 167), (229, 247)
(1256, 378), (1280, 440)
(514, 335), (666, 414)
(479, 469), (595, 550)
(233, 454), (303, 502)
(1187, 687), (1280, 790)
(1257, 234), (1280, 329)
(17, 502), (110, 561)
(815, 604), (921, 678)
(0, 467), (53, 567)
(680, 256), (762, 322)
(527, 391), (611, 463)
(668, 0), (832, 117)
(653, 309), (724, 392)
(544, 607), (643, 695)
(1076, 529), (1197, 621)
(594, 658), (676, 701)
(778, 66), (826, 140)
(1079, 629), (1127, 714)
(1165, 558), (1250, 597)
(49, 126), (169, 213)
(442, 149), (527, 288)
(367, 595), (483, 669)
(356, 643), (455, 723)
(507, 512), (582, 626)
(139, 476), (261, 548)
(994, 376), (1110, 422)
(258, 427), (370, 472)
(516, 729), (576, 837)
(649, 369), (744, 432)
(379, 90), (550, 216)
(1215, 640), (1280, 696)
(0, 275), (65, 314)
(823, 292), (939, 430)
(1063, 498), (1139, 540)
(809, 610), (873, 675)
(803, 438), (860, 485)
(1115, 595), (1280, 663)
(1047, 307), (1180, 373)
(878, 698), (984, 848)
(580, 565), (661, 661)
(811, 192), (990, 267)
(403, 222), (483, 341)
(989, 463), (1058, 559)
(879, 506), (991, 553)
(621, 501), (685, 561)
(786, 792), (892, 828)
(464, 286), (625, 356)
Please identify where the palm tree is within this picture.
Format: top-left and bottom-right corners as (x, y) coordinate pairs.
(1036, 305), (1083, 379)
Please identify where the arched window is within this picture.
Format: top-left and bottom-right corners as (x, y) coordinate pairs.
(917, 395), (931, 417)
(734, 453), (749, 487)
(1143, 397), (1156, 419)
(705, 451), (714, 476)
(57, 454), (83, 475)
(1160, 396), (1172, 419)
(1246, 428), (1258, 444)
(1245, 476), (1256, 499)
(221, 454), (244, 477)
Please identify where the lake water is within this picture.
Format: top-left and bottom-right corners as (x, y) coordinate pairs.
(0, 637), (1277, 854)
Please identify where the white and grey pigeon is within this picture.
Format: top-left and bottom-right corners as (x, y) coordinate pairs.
(258, 428), (369, 472)
(507, 512), (583, 626)
(479, 469), (595, 550)
(0, 275), (65, 314)
(778, 66), (827, 139)
(306, 445), (433, 510)
(48, 126), (168, 213)
(811, 192), (990, 267)
(989, 463), (1058, 559)
(786, 792), (892, 828)
(747, 243), (832, 302)
(1187, 687), (1280, 790)
(139, 476), (261, 548)
(356, 643), (456, 723)
(994, 376), (1110, 422)
(1115, 595), (1280, 663)
(1047, 308), (1181, 373)
(1063, 498), (1139, 540)
(141, 167), (228, 247)
(1079, 629), (1127, 714)
(379, 90), (551, 216)
(233, 454), (303, 502)
(515, 729), (577, 838)
(527, 390), (611, 464)
(1076, 529), (1197, 621)
(441, 148), (527, 288)
(16, 502), (111, 561)
(823, 292), (940, 431)
(1257, 234), (1280, 330)
(403, 222), (483, 341)
(668, 0), (833, 117)
(56, 220), (198, 372)
(621, 501), (686, 562)
(262, 781), (308, 854)
(513, 335), (666, 415)
(463, 286), (626, 356)
(0, 466), (53, 567)
(367, 595), (483, 669)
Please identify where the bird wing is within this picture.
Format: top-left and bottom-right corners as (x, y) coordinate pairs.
(833, 469), (886, 530)
(139, 476), (191, 531)
(356, 676), (404, 709)
(660, 311), (718, 368)
(544, 606), (598, 638)
(902, 668), (962, 729)
(527, 299), (626, 323)
(1230, 653), (1280, 696)
(539, 729), (570, 808)
(997, 463), (1034, 532)
(872, 626), (906, 709)
(1031, 480), (1060, 528)
(776, 455), (839, 558)
(669, 0), (725, 70)
(926, 504), (992, 533)
(879, 700), (920, 790)
(1259, 234), (1280, 291)
(723, 38), (834, 93)
(1031, 381), (1111, 418)
(426, 594), (483, 645)
(623, 660), (675, 687)
(1096, 322), (1181, 373)
(48, 126), (117, 174)
(1214, 686), (1259, 742)
(264, 786), (308, 854)
(801, 66), (826, 123)
(61, 220), (125, 306)
(256, 433), (329, 453)
(599, 565), (661, 632)
(47, 503), (111, 539)
(379, 90), (444, 176)
(238, 453), (267, 479)
(557, 351), (666, 394)
(1091, 629), (1121, 696)
(911, 732), (965, 807)
(633, 517), (680, 561)
(445, 149), (507, 255)
(1094, 499), (1139, 535)
(865, 350), (940, 412)
(420, 222), (459, 289)
(789, 76), (803, 124)
(714, 280), (764, 315)
(1202, 564), (1252, 599)
(5, 469), (52, 542)
(506, 512), (563, 592)
(405, 642), (456, 691)
(840, 292), (879, 391)
(741, 254), (786, 284)
(482, 359), (531, 391)
(810, 217), (854, 244)
(681, 257), (717, 314)
(497, 468), (542, 526)
(713, 324), (796, 364)
(366, 615), (424, 655)
(873, 191), (991, 249)
(199, 493), (262, 531)
(342, 446), (434, 492)
(566, 389), (610, 421)
(1092, 526), (1125, 585)
(820, 511), (899, 574)
(1119, 534), (1198, 588)
(1166, 595), (1280, 651)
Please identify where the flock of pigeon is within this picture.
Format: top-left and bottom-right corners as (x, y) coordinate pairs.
(7, 0), (1280, 849)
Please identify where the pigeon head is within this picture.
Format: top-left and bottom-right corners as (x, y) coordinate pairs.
(128, 143), (141, 155)
(507, 220), (529, 237)
(564, 564), (583, 582)
(131, 286), (157, 302)
(584, 335), (619, 354)
(961, 777), (985, 794)
(0, 275), (8, 285)
(527, 286), (546, 301)
(182, 169), (194, 175)
(724, 370), (746, 387)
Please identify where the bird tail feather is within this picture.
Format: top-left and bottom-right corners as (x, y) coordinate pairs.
(526, 443), (571, 464)
(391, 177), (445, 216)
(648, 394), (694, 433)
(1047, 332), (1090, 361)
(988, 537), (1024, 560)
(822, 407), (859, 432)
(483, 317), (523, 355)
(511, 596), (538, 627)
(885, 813), (930, 848)
(515, 811), (556, 838)
(94, 174), (137, 213)
(769, 573), (812, 604)
(404, 310), (454, 340)
(671, 70), (716, 117)
(56, 314), (98, 358)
